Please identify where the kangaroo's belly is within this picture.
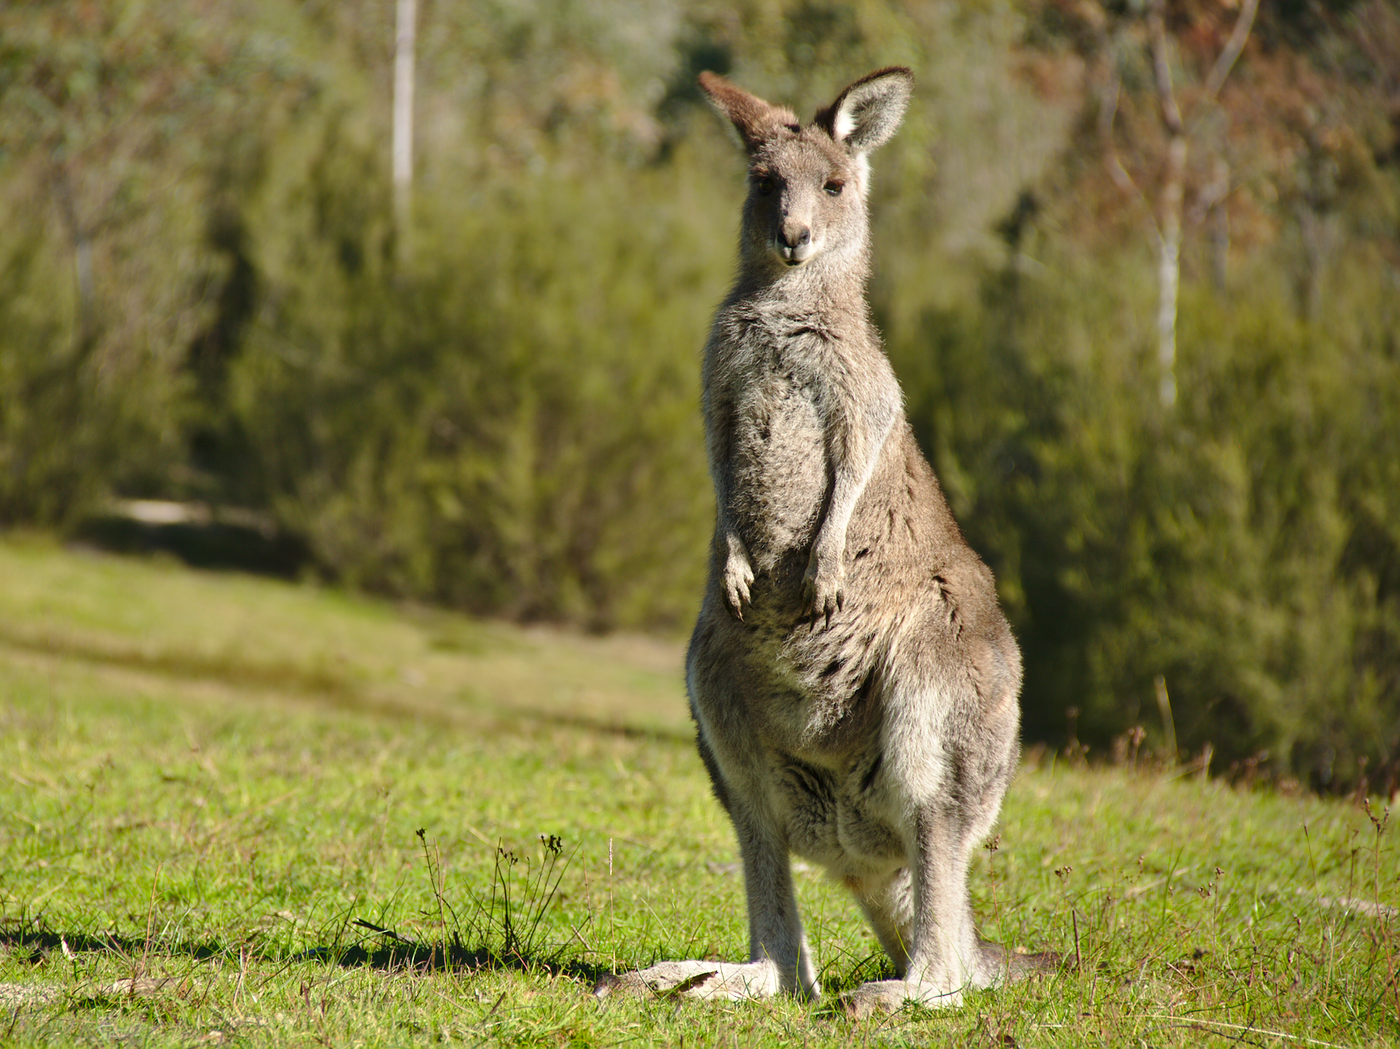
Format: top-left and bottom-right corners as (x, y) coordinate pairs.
(773, 754), (906, 873)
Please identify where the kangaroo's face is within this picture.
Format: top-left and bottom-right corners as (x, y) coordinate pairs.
(745, 130), (864, 268)
(698, 67), (914, 275)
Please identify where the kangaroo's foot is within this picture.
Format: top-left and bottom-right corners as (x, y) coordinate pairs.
(840, 978), (964, 1017)
(840, 941), (1058, 1017)
(595, 959), (798, 1002)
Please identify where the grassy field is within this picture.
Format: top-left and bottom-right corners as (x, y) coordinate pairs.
(0, 533), (1395, 1047)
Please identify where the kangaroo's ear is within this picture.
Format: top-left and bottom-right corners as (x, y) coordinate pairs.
(814, 67), (914, 155)
(698, 71), (800, 154)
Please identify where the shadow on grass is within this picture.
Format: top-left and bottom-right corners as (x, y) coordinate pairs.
(3, 832), (615, 987)
(0, 922), (614, 986)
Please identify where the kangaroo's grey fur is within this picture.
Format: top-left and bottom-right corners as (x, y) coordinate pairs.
(600, 67), (1052, 1016)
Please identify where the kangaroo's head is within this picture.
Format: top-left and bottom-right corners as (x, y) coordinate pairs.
(698, 67), (913, 278)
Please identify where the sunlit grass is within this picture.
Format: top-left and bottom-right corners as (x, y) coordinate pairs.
(0, 535), (1395, 1046)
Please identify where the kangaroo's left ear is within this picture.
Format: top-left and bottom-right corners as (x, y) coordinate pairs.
(814, 67), (914, 155)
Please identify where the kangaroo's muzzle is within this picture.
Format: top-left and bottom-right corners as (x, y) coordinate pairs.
(776, 220), (814, 265)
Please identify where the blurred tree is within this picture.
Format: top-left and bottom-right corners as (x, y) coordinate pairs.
(0, 1), (212, 519)
(1090, 0), (1259, 407)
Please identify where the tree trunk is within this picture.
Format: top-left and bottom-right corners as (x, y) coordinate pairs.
(1149, 0), (1184, 409)
(393, 0), (417, 263)
(1156, 134), (1184, 408)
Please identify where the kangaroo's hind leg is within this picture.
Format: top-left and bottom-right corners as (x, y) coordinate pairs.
(842, 613), (1029, 1015)
(597, 762), (817, 1001)
(599, 645), (819, 1002)
(848, 866), (914, 977)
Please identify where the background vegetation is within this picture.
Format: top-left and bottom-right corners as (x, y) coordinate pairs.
(1, 0), (1398, 788)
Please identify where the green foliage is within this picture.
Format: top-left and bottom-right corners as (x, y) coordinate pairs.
(223, 119), (719, 628)
(0, 215), (183, 526)
(0, 0), (315, 518)
(889, 243), (1400, 790)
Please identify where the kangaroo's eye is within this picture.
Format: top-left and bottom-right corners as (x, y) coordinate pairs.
(824, 180), (844, 197)
(755, 176), (776, 197)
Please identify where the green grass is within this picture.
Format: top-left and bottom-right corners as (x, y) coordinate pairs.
(0, 534), (1396, 1047)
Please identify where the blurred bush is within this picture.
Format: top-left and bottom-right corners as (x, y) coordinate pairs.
(0, 214), (186, 527)
(885, 245), (1400, 790)
(223, 119), (718, 628)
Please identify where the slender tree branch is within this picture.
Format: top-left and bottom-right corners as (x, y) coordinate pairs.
(1099, 43), (1163, 249)
(1148, 0), (1184, 135)
(1203, 0), (1261, 101)
(1100, 62), (1135, 194)
(393, 0), (417, 263)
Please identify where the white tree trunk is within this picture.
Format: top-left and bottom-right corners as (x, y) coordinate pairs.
(1147, 0), (1258, 409)
(393, 0), (417, 257)
(1149, 0), (1184, 410)
(1156, 133), (1185, 409)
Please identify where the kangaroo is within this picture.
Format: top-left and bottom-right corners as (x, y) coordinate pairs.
(602, 67), (1052, 1016)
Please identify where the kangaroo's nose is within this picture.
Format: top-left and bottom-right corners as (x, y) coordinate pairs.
(780, 222), (812, 250)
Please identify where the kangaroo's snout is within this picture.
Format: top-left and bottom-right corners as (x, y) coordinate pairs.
(777, 220), (813, 265)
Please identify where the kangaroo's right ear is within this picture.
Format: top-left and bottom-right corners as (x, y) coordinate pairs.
(698, 71), (800, 154)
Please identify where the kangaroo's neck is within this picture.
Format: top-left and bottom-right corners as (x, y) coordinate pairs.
(730, 241), (872, 321)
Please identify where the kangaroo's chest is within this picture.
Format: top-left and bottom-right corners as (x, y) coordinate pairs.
(725, 337), (835, 557)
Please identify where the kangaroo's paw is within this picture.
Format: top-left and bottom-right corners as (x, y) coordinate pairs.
(801, 553), (844, 627)
(724, 562), (754, 620)
(722, 546), (755, 620)
(595, 959), (788, 1002)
